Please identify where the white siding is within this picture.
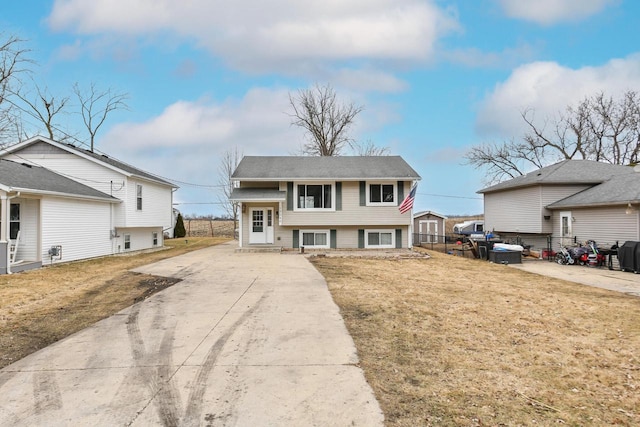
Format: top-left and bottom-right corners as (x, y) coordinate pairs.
(114, 227), (164, 253)
(5, 150), (173, 232)
(41, 197), (113, 264)
(125, 178), (173, 230)
(12, 198), (39, 262)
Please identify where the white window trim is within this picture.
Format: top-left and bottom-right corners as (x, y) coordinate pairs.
(299, 229), (331, 249)
(365, 229), (395, 249)
(136, 184), (143, 211)
(293, 182), (336, 212)
(152, 231), (158, 246)
(366, 182), (397, 206)
(124, 234), (131, 250)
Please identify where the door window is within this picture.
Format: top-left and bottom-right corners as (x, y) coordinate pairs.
(252, 210), (264, 232)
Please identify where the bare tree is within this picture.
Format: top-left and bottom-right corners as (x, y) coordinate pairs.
(73, 82), (128, 151)
(218, 146), (243, 237)
(0, 34), (30, 145)
(289, 83), (363, 156)
(466, 91), (640, 184)
(12, 84), (69, 141)
(350, 139), (389, 156)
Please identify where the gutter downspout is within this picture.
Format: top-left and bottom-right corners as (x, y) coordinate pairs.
(3, 191), (21, 275)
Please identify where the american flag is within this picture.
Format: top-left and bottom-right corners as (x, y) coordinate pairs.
(398, 183), (417, 214)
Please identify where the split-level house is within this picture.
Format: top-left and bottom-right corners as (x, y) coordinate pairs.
(1, 136), (176, 274)
(478, 159), (640, 251)
(230, 156), (420, 250)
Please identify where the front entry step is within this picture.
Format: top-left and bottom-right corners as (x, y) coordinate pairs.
(235, 246), (283, 253)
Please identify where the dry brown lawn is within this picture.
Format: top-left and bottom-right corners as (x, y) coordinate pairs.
(311, 250), (640, 426)
(0, 236), (231, 368)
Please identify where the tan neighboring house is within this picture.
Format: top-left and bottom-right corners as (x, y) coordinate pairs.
(230, 156), (421, 250)
(478, 159), (640, 251)
(412, 210), (447, 243)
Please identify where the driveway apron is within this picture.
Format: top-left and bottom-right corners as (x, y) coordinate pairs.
(0, 242), (383, 426)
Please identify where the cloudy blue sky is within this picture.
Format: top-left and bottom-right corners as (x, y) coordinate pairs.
(2, 0), (639, 216)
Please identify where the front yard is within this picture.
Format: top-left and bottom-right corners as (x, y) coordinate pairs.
(312, 250), (640, 426)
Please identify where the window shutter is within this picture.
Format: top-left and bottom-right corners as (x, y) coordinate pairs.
(335, 182), (342, 211)
(293, 229), (299, 248)
(397, 181), (404, 206)
(359, 181), (366, 206)
(330, 229), (337, 249)
(395, 228), (402, 249)
(287, 182), (293, 210)
(358, 229), (365, 248)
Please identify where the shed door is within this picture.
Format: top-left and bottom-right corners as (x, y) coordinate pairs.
(419, 220), (438, 243)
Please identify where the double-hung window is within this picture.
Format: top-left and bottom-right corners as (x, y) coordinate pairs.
(9, 203), (20, 239)
(365, 229), (394, 248)
(124, 234), (131, 250)
(152, 232), (158, 246)
(300, 230), (330, 249)
(136, 184), (143, 210)
(367, 183), (396, 206)
(296, 183), (333, 210)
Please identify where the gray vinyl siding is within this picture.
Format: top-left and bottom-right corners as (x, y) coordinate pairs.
(553, 206), (640, 247)
(484, 187), (541, 233)
(485, 184), (591, 234)
(540, 185), (591, 234)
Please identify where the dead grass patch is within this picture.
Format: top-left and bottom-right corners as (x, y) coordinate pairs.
(0, 237), (230, 368)
(311, 250), (640, 426)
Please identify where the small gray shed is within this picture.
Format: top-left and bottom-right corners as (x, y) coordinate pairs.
(413, 210), (447, 244)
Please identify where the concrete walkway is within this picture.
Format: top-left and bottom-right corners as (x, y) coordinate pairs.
(0, 242), (383, 426)
(510, 258), (640, 297)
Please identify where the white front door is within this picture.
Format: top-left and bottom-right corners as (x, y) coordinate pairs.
(249, 208), (274, 244)
(419, 220), (438, 243)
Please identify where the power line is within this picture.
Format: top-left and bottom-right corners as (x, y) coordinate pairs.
(417, 192), (482, 200)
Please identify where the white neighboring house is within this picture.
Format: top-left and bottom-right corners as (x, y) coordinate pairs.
(0, 136), (177, 274)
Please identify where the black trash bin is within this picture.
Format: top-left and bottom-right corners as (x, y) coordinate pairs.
(618, 241), (640, 273)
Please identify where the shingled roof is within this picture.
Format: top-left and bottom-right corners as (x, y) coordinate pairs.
(0, 159), (118, 201)
(232, 156), (420, 180)
(478, 160), (633, 194)
(547, 171), (640, 208)
(2, 136), (175, 187)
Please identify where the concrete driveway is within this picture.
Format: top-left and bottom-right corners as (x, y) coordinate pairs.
(510, 258), (640, 297)
(0, 242), (383, 426)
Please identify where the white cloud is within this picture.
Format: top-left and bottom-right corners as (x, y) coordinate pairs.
(497, 0), (617, 25)
(47, 0), (458, 75)
(476, 54), (640, 138)
(98, 86), (397, 213)
(99, 88), (301, 211)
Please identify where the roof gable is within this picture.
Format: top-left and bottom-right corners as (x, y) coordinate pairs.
(232, 156), (420, 180)
(413, 210), (447, 219)
(0, 159), (118, 201)
(2, 136), (175, 187)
